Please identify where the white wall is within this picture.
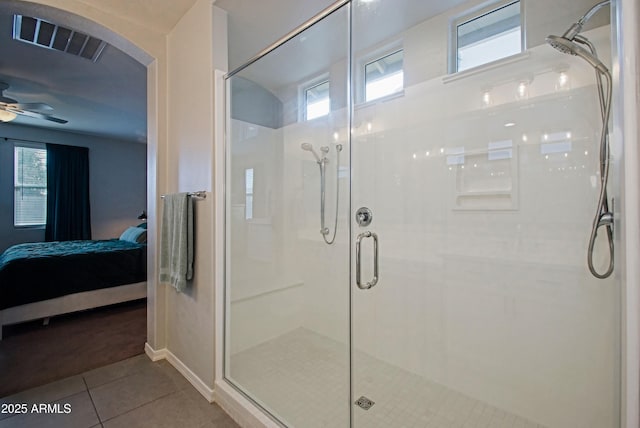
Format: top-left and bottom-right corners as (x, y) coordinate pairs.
(0, 123), (146, 253)
(163, 0), (226, 390)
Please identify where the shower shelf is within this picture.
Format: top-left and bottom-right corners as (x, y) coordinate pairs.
(451, 144), (518, 211)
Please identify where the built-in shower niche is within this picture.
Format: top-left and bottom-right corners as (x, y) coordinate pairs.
(452, 141), (518, 210)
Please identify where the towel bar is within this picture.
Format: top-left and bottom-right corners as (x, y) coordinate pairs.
(161, 191), (207, 199)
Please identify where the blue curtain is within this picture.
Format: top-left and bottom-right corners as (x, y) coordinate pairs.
(45, 144), (92, 241)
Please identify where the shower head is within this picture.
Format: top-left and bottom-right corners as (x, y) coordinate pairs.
(546, 35), (609, 74)
(547, 1), (611, 74)
(301, 142), (322, 162)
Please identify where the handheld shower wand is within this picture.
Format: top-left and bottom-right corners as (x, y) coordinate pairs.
(545, 0), (610, 74)
(546, 1), (613, 279)
(301, 142), (343, 245)
(545, 35), (608, 74)
(301, 142), (322, 163)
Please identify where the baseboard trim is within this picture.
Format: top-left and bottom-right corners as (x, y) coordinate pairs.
(144, 342), (166, 361)
(144, 342), (215, 403)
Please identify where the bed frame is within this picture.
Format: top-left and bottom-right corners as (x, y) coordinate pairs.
(0, 281), (147, 340)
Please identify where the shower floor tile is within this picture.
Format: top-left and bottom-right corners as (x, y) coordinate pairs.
(229, 328), (547, 428)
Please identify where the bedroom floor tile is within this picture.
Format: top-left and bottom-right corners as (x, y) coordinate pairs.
(0, 355), (238, 428)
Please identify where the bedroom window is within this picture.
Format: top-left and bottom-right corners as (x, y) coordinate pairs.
(453, 1), (522, 73)
(14, 146), (47, 226)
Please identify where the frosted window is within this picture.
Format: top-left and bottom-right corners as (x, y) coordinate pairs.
(456, 1), (521, 72)
(14, 146), (47, 226)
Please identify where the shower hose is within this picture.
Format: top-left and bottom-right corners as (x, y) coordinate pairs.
(579, 36), (614, 279)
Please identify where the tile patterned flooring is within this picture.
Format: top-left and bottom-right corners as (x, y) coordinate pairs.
(230, 328), (547, 428)
(1, 328), (552, 428)
(0, 355), (239, 428)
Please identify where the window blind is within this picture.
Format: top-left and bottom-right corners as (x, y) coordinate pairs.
(14, 145), (47, 226)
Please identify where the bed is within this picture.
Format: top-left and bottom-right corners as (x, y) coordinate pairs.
(0, 229), (147, 340)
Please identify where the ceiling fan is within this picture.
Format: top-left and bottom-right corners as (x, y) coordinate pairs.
(0, 82), (67, 124)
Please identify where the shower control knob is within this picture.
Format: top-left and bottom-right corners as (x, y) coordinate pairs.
(355, 207), (373, 227)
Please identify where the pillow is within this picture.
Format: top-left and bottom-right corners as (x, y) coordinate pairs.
(119, 226), (147, 244)
(137, 222), (148, 229)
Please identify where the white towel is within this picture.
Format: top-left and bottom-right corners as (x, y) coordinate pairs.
(159, 193), (194, 292)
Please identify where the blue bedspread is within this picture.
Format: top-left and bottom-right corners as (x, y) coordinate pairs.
(0, 240), (146, 310)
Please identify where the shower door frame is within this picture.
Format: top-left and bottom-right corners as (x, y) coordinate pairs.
(217, 2), (353, 427)
(212, 0), (638, 427)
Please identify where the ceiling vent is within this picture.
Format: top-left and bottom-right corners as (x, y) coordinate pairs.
(12, 15), (107, 62)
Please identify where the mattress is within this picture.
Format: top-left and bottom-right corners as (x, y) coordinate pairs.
(0, 239), (146, 310)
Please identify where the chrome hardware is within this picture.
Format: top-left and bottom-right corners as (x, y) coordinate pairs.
(355, 207), (373, 227)
(356, 231), (379, 290)
(597, 211), (613, 228)
(302, 142), (342, 245)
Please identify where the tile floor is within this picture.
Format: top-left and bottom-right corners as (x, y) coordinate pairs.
(229, 328), (547, 428)
(0, 354), (239, 428)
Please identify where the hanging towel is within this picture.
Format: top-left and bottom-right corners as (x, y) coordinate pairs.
(160, 192), (194, 292)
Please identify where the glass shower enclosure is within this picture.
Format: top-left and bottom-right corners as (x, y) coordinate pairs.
(223, 1), (620, 427)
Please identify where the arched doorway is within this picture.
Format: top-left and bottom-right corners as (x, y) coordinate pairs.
(0, 0), (162, 394)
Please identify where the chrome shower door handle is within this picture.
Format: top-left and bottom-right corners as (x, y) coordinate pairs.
(356, 231), (379, 290)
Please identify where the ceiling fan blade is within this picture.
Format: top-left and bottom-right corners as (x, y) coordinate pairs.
(10, 103), (54, 111)
(10, 108), (68, 124)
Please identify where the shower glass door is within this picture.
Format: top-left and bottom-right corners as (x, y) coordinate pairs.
(224, 4), (351, 428)
(225, 1), (620, 427)
(350, 1), (619, 428)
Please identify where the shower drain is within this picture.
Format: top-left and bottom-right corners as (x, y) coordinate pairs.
(355, 396), (375, 410)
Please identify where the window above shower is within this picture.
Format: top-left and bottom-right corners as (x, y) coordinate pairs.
(452, 0), (523, 73)
(365, 49), (404, 102)
(303, 79), (330, 121)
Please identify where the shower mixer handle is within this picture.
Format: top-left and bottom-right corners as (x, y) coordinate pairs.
(356, 207), (373, 227)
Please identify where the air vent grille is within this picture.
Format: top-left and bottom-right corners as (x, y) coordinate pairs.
(13, 15), (107, 62)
